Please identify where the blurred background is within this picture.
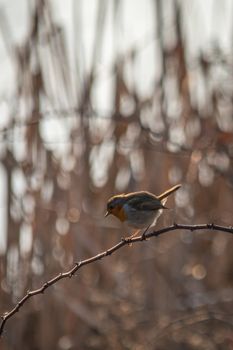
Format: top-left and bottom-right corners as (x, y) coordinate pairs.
(0, 0), (233, 349)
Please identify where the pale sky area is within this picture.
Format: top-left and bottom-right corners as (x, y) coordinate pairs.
(0, 0), (232, 98)
(0, 0), (232, 252)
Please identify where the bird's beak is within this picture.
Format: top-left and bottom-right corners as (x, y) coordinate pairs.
(105, 211), (110, 217)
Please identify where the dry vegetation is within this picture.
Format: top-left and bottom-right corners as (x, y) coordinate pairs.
(0, 0), (233, 349)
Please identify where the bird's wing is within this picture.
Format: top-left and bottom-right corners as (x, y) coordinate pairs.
(126, 192), (164, 211)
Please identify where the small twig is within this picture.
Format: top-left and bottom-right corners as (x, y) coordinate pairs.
(0, 223), (232, 336)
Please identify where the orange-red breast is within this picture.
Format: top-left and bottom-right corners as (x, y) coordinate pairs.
(105, 184), (181, 230)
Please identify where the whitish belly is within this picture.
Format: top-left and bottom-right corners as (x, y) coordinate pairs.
(124, 204), (163, 229)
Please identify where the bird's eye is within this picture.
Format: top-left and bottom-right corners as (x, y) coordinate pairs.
(108, 203), (114, 210)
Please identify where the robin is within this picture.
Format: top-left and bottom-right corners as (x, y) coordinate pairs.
(105, 184), (181, 238)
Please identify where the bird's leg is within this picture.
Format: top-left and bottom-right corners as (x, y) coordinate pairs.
(128, 229), (140, 239)
(123, 229), (140, 247)
(125, 227), (150, 246)
(141, 225), (151, 240)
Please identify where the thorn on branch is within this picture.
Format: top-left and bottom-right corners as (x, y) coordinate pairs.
(105, 250), (112, 256)
(121, 237), (130, 244)
(43, 282), (48, 290)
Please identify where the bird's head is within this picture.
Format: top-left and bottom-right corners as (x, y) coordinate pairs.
(105, 195), (127, 222)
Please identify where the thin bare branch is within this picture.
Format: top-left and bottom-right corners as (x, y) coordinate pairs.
(0, 223), (232, 337)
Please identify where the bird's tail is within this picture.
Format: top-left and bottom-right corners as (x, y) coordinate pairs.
(157, 184), (181, 201)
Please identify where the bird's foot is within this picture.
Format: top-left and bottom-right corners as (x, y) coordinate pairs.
(141, 225), (151, 241)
